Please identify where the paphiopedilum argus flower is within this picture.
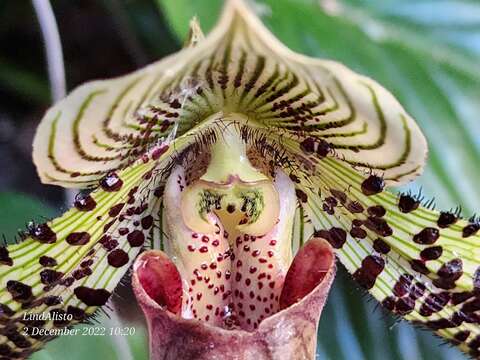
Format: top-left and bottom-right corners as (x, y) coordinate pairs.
(1, 0), (479, 359)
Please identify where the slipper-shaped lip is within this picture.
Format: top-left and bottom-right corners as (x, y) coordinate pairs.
(132, 238), (336, 360)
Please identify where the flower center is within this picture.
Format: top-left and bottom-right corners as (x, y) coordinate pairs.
(162, 122), (296, 330)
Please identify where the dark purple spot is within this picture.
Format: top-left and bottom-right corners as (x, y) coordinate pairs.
(474, 267), (480, 290)
(471, 336), (480, 351)
(449, 312), (467, 328)
(5, 327), (30, 348)
(99, 235), (111, 245)
(395, 297), (415, 315)
(299, 137), (315, 153)
(364, 217), (393, 237)
(128, 186), (139, 198)
(73, 269), (87, 280)
(433, 277), (456, 290)
(451, 291), (474, 305)
(437, 212), (457, 228)
(352, 219), (364, 227)
(367, 205), (386, 218)
(43, 295), (62, 306)
(330, 189), (347, 204)
(104, 220), (115, 232)
(134, 204), (148, 215)
(40, 269), (63, 285)
(289, 174), (300, 184)
(426, 318), (456, 330)
(433, 259), (463, 290)
(50, 308), (70, 327)
(346, 201), (364, 214)
(295, 189), (308, 203)
(104, 239), (119, 251)
(127, 230), (145, 247)
(410, 281), (426, 300)
(154, 186), (164, 198)
(169, 99), (181, 109)
(39, 255), (57, 267)
(361, 175), (384, 196)
(67, 306), (87, 321)
(373, 238), (390, 254)
(152, 145), (169, 160)
(6, 280), (33, 303)
(108, 203), (124, 217)
(66, 232), (91, 246)
(413, 227), (439, 245)
(463, 223), (480, 238)
(100, 172), (123, 192)
(329, 228), (348, 249)
(398, 195), (419, 213)
(60, 277), (74, 287)
(350, 227), (367, 239)
(29, 223), (56, 244)
(315, 139), (331, 157)
(0, 344), (13, 360)
(437, 258), (463, 281)
(393, 274), (413, 297)
(323, 203), (335, 215)
(0, 303), (14, 319)
(353, 255), (384, 289)
(74, 286), (111, 306)
(454, 331), (470, 342)
(420, 246), (443, 261)
(382, 296), (395, 311)
(420, 292), (450, 316)
(325, 197), (338, 207)
(462, 297), (480, 314)
(0, 247), (12, 266)
(81, 259), (94, 268)
(409, 259), (429, 275)
(0, 344), (12, 357)
(74, 195), (96, 211)
(141, 215), (154, 229)
(107, 249), (129, 268)
(315, 227), (347, 249)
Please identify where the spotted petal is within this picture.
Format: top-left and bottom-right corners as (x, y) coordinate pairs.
(0, 143), (194, 357)
(273, 132), (480, 355)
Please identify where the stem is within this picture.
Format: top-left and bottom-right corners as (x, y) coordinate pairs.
(31, 0), (66, 102)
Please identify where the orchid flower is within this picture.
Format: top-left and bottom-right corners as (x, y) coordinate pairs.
(1, 0), (479, 359)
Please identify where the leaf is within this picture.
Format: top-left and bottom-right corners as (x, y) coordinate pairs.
(0, 58), (50, 105)
(159, 0), (223, 41)
(158, 0), (479, 359)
